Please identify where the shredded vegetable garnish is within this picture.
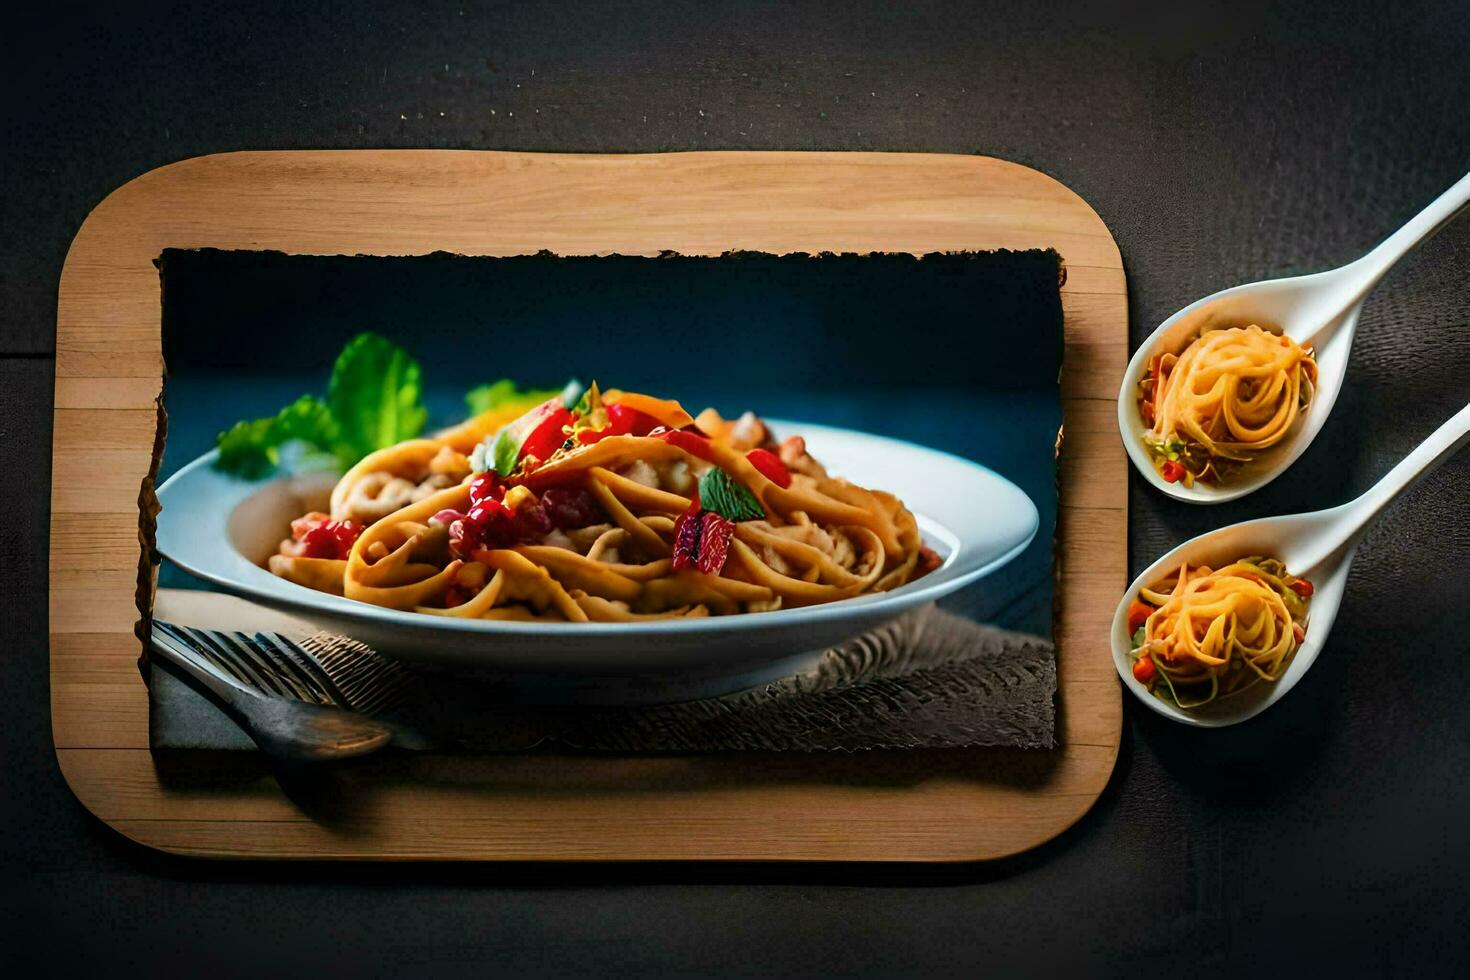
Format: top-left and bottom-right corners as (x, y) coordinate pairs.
(1128, 557), (1312, 709)
(1139, 325), (1317, 487)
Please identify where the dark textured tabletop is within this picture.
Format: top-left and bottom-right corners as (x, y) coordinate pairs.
(4, 2), (1468, 975)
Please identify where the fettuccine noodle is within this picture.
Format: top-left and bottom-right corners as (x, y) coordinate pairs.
(269, 388), (937, 622)
(1139, 325), (1317, 487)
(1128, 557), (1312, 708)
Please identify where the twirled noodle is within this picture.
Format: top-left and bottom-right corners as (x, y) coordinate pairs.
(1131, 558), (1310, 708)
(270, 391), (938, 623)
(1140, 325), (1317, 486)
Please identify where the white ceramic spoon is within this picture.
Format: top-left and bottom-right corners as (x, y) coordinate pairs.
(1111, 401), (1470, 728)
(1119, 171), (1470, 504)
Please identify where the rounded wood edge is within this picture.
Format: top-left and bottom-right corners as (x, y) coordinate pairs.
(49, 148), (1127, 862)
(52, 749), (1121, 864)
(60, 147), (1127, 259)
(1042, 159), (1127, 838)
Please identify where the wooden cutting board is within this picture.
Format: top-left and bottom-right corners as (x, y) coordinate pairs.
(50, 150), (1125, 861)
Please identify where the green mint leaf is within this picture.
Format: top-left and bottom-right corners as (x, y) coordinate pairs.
(215, 394), (337, 479)
(327, 332), (427, 467)
(1131, 625), (1147, 650)
(698, 466), (765, 522)
(560, 378), (585, 409)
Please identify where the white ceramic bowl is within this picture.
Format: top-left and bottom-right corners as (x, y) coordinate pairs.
(156, 420), (1039, 695)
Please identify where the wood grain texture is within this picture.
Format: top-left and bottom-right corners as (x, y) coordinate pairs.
(49, 150), (1126, 861)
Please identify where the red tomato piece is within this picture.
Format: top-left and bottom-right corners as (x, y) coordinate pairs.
(1288, 578), (1314, 599)
(1126, 599), (1155, 635)
(1160, 459), (1186, 483)
(1132, 656), (1158, 684)
(745, 448), (792, 488)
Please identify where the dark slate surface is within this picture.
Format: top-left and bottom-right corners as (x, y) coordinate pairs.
(151, 607), (1058, 752)
(3, 1), (1469, 976)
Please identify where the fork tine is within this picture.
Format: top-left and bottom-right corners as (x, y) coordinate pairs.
(228, 632), (323, 703)
(158, 622), (262, 690)
(253, 632), (349, 707)
(300, 634), (413, 715)
(152, 622), (254, 692)
(246, 637), (338, 705)
(181, 626), (295, 697)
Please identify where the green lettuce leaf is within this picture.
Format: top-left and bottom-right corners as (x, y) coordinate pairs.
(328, 333), (428, 465)
(215, 394), (337, 479)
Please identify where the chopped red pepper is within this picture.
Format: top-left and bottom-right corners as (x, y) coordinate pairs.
(657, 428), (716, 462)
(467, 498), (523, 549)
(608, 403), (660, 437)
(1160, 459), (1186, 483)
(671, 502), (735, 575)
(468, 472), (501, 504)
(696, 512), (734, 574)
(289, 512), (362, 560)
(298, 523), (340, 559)
(290, 512), (331, 541)
(1126, 599), (1155, 635)
(330, 519), (363, 555)
(1288, 578), (1314, 599)
(1132, 656), (1158, 684)
(448, 519), (480, 560)
(518, 406), (574, 468)
(672, 504), (703, 572)
(745, 447), (792, 488)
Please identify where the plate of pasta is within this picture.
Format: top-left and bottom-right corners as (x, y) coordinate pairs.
(157, 381), (1039, 679)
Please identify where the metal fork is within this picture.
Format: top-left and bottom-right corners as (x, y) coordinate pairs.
(150, 620), (395, 762)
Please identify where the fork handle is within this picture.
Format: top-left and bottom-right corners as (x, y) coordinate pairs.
(149, 622), (392, 762)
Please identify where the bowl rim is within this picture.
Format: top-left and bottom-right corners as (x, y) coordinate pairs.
(156, 418), (1040, 640)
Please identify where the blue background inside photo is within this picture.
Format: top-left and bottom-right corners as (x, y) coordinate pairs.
(158, 249), (1064, 638)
